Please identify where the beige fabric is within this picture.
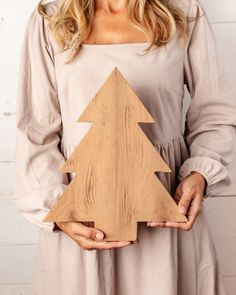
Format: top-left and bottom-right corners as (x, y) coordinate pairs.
(12, 0), (236, 294)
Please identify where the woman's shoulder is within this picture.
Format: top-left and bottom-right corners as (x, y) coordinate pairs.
(24, 1), (61, 57)
(168, 0), (203, 17)
(28, 0), (59, 26)
(40, 0), (59, 16)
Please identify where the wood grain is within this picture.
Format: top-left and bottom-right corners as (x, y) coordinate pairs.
(44, 67), (187, 240)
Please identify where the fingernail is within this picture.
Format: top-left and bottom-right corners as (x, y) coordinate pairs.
(179, 206), (186, 214)
(96, 232), (104, 240)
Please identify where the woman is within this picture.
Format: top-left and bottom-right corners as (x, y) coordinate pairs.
(13, 0), (236, 294)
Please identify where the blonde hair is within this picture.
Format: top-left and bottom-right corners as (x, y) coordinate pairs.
(38, 0), (201, 63)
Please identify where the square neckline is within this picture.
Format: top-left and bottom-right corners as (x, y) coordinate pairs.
(81, 41), (151, 48)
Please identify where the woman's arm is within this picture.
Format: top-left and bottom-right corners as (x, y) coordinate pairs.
(13, 4), (137, 248)
(149, 0), (236, 230)
(178, 0), (236, 198)
(12, 6), (68, 232)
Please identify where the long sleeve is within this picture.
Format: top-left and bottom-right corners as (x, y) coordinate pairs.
(12, 6), (68, 231)
(178, 0), (236, 198)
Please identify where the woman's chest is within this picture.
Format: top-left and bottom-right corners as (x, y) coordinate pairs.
(54, 36), (185, 143)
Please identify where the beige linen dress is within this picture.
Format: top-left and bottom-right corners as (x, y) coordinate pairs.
(13, 0), (236, 294)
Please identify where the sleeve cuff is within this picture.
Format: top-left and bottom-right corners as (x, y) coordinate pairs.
(178, 156), (228, 199)
(12, 184), (67, 232)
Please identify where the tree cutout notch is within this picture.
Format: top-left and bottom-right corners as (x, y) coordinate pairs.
(43, 66), (188, 241)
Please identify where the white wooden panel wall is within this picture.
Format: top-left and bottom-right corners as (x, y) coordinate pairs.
(0, 0), (235, 294)
(0, 1), (41, 293)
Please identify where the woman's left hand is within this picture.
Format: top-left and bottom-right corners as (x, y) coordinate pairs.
(147, 171), (206, 231)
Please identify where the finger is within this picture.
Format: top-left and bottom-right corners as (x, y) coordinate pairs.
(163, 221), (189, 230)
(75, 235), (133, 250)
(71, 223), (139, 245)
(183, 193), (202, 229)
(178, 189), (195, 215)
(148, 219), (193, 230)
(148, 195), (196, 230)
(147, 221), (166, 227)
(70, 222), (105, 241)
(164, 194), (202, 231)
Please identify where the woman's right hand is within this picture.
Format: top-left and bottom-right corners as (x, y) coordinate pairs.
(55, 221), (139, 251)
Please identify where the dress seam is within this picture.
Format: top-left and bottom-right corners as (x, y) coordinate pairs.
(153, 132), (185, 146)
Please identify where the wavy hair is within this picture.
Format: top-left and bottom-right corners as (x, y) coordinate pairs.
(38, 0), (201, 63)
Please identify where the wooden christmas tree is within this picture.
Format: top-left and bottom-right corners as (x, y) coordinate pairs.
(44, 67), (187, 241)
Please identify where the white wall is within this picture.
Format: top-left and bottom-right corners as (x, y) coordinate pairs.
(0, 0), (235, 294)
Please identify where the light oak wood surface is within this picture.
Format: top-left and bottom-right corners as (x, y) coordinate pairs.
(44, 67), (187, 240)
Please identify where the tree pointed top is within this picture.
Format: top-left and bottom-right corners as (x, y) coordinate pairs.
(77, 67), (155, 123)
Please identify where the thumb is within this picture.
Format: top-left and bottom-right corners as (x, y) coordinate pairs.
(82, 221), (104, 240)
(76, 222), (105, 241)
